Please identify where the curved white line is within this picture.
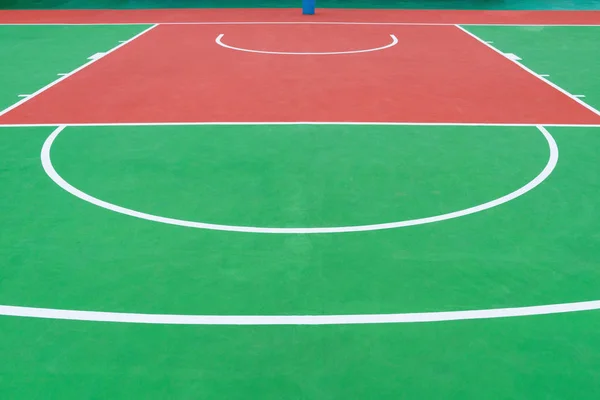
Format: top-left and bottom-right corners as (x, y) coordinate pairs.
(215, 33), (398, 55)
(1, 299), (600, 325)
(41, 125), (558, 234)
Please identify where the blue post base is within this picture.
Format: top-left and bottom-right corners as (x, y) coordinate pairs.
(302, 0), (315, 15)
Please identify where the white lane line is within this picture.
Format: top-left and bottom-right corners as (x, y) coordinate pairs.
(574, 95), (586, 98)
(40, 125), (557, 234)
(2, 122), (600, 129)
(215, 33), (398, 55)
(454, 24), (600, 117)
(17, 94), (30, 98)
(0, 24), (158, 118)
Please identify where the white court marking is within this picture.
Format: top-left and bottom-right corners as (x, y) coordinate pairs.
(2, 299), (600, 325)
(41, 124), (558, 234)
(87, 52), (106, 60)
(215, 33), (398, 55)
(504, 52), (522, 61)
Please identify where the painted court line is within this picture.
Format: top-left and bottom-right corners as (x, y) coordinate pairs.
(0, 24), (158, 118)
(216, 33), (398, 55)
(41, 125), (557, 234)
(504, 52), (521, 61)
(2, 299), (600, 325)
(454, 24), (600, 117)
(87, 52), (106, 60)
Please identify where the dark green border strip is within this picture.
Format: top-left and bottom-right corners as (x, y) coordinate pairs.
(2, 0), (600, 11)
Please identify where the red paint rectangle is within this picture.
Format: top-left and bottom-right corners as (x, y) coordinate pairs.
(1, 24), (598, 125)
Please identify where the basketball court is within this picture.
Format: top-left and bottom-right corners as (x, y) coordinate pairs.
(1, 8), (600, 398)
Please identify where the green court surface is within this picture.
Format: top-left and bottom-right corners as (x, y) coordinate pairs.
(466, 26), (600, 109)
(0, 24), (152, 110)
(1, 19), (600, 399)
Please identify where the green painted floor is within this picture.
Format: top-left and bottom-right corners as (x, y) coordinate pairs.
(466, 26), (600, 110)
(0, 25), (151, 110)
(2, 0), (600, 10)
(2, 313), (600, 399)
(1, 22), (600, 399)
(2, 124), (600, 316)
(52, 124), (546, 227)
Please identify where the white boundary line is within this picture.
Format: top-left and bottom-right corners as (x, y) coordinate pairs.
(41, 124), (558, 234)
(2, 298), (600, 325)
(454, 24), (600, 117)
(0, 24), (159, 118)
(1, 22), (600, 27)
(215, 33), (398, 55)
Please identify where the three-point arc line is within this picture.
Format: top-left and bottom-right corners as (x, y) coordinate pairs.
(40, 125), (557, 234)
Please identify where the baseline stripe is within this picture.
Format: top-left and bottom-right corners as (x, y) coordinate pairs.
(1, 300), (600, 325)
